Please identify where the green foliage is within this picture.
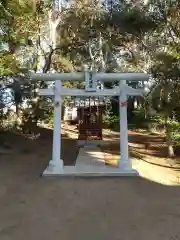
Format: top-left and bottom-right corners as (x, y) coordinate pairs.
(168, 121), (180, 143)
(0, 54), (20, 75)
(103, 113), (119, 129)
(128, 106), (150, 130)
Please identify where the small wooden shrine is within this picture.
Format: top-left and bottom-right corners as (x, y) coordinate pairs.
(76, 97), (104, 140)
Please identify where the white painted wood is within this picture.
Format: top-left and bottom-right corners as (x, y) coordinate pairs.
(85, 71), (96, 91)
(124, 85), (145, 96)
(50, 80), (64, 173)
(30, 72), (148, 82)
(43, 166), (139, 176)
(39, 87), (120, 96)
(39, 86), (144, 97)
(93, 72), (148, 82)
(118, 80), (132, 170)
(30, 72), (84, 81)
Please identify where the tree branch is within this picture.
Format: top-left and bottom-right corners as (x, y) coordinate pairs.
(0, 2), (12, 16)
(42, 47), (61, 73)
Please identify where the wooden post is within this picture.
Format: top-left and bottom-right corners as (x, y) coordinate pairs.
(118, 80), (132, 170)
(43, 80), (64, 175)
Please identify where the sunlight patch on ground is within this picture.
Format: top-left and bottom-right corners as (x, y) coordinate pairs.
(134, 159), (180, 186)
(85, 151), (105, 163)
(103, 151), (180, 186)
(103, 152), (119, 167)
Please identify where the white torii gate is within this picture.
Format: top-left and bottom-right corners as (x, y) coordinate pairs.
(30, 72), (148, 176)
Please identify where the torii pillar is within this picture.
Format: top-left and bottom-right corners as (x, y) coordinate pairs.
(44, 80), (64, 175)
(118, 80), (132, 171)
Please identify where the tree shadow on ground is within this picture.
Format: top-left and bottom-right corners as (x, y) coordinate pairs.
(101, 132), (180, 169)
(0, 127), (79, 166)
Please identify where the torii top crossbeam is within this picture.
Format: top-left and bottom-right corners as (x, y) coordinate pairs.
(30, 72), (148, 82)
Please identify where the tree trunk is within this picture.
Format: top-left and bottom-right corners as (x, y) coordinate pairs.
(163, 86), (175, 158)
(164, 114), (175, 158)
(30, 8), (60, 130)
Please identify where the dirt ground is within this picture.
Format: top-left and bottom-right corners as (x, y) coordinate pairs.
(1, 128), (180, 240)
(102, 132), (180, 168)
